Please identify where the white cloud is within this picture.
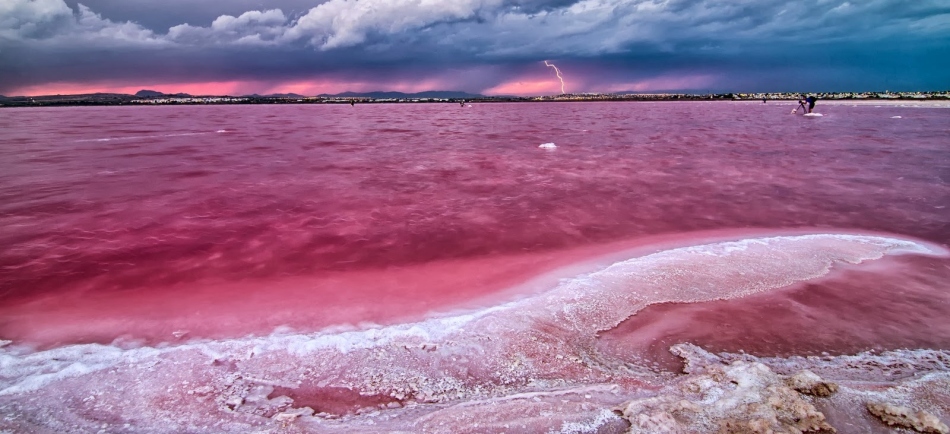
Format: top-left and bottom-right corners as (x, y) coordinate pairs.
(283, 0), (506, 49)
(74, 4), (161, 44)
(0, 0), (74, 39)
(168, 9), (288, 45)
(0, 0), (162, 45)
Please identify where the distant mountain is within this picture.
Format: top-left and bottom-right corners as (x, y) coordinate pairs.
(135, 89), (193, 98)
(320, 91), (484, 99)
(135, 89), (163, 97)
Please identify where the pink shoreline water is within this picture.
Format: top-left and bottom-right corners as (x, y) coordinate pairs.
(3, 227), (908, 348)
(599, 254), (950, 371)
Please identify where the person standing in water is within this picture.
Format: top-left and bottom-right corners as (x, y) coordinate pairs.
(805, 94), (817, 113)
(794, 95), (806, 114)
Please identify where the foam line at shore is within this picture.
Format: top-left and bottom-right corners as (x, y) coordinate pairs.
(2, 233), (943, 399)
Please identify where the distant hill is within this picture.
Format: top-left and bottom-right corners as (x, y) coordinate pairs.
(0, 93), (138, 106)
(135, 89), (163, 97)
(135, 89), (193, 98)
(320, 91), (484, 99)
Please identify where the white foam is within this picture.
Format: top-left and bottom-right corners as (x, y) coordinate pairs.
(75, 132), (210, 142)
(539, 143), (557, 149)
(0, 343), (156, 395)
(521, 233), (944, 335)
(552, 409), (621, 434)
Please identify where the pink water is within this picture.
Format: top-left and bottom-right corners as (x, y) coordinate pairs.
(1, 101), (949, 432)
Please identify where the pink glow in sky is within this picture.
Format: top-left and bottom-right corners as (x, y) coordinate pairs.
(10, 80), (259, 97)
(9, 82), (148, 97)
(9, 73), (716, 98)
(481, 73), (716, 96)
(264, 77), (453, 96)
(482, 79), (563, 96)
(10, 77), (463, 97)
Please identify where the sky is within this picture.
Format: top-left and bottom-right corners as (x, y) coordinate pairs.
(1, 0), (949, 96)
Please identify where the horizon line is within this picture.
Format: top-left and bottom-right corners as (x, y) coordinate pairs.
(4, 89), (950, 99)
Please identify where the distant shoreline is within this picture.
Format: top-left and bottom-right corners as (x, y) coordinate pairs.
(2, 91), (948, 108)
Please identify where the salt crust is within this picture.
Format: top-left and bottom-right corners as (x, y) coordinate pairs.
(615, 349), (837, 433)
(786, 370), (839, 397)
(1, 233), (948, 433)
(867, 402), (949, 434)
(616, 344), (950, 434)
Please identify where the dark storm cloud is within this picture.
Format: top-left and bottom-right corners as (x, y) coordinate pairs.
(506, 0), (584, 13)
(60, 0), (329, 32)
(60, 0), (586, 31)
(1, 0), (948, 95)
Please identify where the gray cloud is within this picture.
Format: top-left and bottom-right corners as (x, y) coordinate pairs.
(168, 9), (288, 45)
(60, 0), (326, 32)
(0, 0), (162, 47)
(1, 0), (74, 39)
(1, 0), (948, 94)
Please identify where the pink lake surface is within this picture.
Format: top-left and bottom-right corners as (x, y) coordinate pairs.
(0, 101), (948, 432)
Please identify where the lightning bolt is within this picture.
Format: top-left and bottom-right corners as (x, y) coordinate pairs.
(544, 60), (566, 94)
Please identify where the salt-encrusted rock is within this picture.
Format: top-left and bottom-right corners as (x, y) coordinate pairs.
(785, 370), (838, 397)
(866, 402), (949, 434)
(615, 360), (835, 434)
(224, 396), (244, 409)
(273, 406), (315, 424)
(670, 342), (724, 374)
